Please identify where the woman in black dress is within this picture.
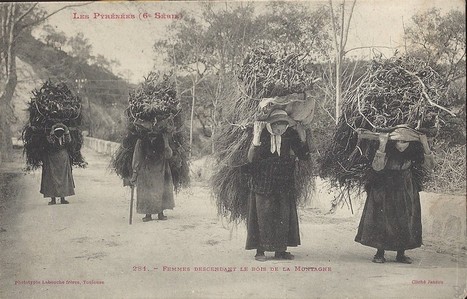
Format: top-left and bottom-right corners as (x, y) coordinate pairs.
(355, 126), (434, 263)
(246, 109), (310, 261)
(41, 123), (75, 205)
(129, 119), (175, 222)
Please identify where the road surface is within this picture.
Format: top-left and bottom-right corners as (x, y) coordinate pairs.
(1, 147), (465, 299)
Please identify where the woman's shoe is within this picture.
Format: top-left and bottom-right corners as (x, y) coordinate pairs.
(157, 213), (167, 220)
(255, 254), (267, 262)
(142, 216), (153, 222)
(48, 200), (56, 205)
(60, 199), (69, 204)
(396, 255), (413, 264)
(274, 252), (294, 260)
(372, 255), (386, 263)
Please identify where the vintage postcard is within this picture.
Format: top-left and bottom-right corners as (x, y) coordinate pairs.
(0, 1), (465, 298)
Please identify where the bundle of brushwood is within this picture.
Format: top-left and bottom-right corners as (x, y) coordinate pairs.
(212, 46), (318, 223)
(111, 71), (189, 192)
(320, 55), (455, 211)
(238, 46), (316, 98)
(128, 72), (179, 122)
(22, 80), (86, 171)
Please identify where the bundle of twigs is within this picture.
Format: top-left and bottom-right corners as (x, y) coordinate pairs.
(344, 56), (449, 129)
(111, 71), (189, 193)
(212, 47), (316, 223)
(28, 80), (82, 124)
(320, 56), (453, 202)
(22, 80), (86, 171)
(128, 71), (179, 121)
(238, 46), (315, 98)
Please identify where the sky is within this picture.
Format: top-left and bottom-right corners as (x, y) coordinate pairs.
(34, 0), (464, 84)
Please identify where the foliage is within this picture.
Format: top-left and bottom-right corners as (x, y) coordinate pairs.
(320, 55), (451, 192)
(404, 8), (466, 194)
(259, 2), (331, 59)
(111, 71), (190, 193)
(22, 80), (86, 171)
(40, 24), (67, 50)
(1, 3), (48, 162)
(426, 143), (466, 193)
(405, 8), (466, 146)
(16, 32), (130, 142)
(92, 54), (120, 73)
(67, 32), (93, 64)
(405, 8), (466, 82)
(28, 80), (82, 122)
(128, 72), (179, 122)
(154, 2), (332, 153)
(212, 47), (317, 222)
(238, 46), (316, 98)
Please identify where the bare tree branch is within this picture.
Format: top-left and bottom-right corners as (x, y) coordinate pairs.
(14, 3), (37, 27)
(344, 45), (400, 55)
(342, 0), (356, 49)
(18, 2), (93, 32)
(338, 1), (345, 54)
(328, 0), (339, 53)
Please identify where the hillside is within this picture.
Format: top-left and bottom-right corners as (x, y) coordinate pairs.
(12, 33), (134, 142)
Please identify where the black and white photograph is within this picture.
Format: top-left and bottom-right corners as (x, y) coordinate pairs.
(0, 0), (465, 298)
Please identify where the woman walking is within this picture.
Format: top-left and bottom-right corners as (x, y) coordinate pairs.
(23, 81), (85, 205)
(41, 123), (75, 205)
(129, 120), (175, 222)
(112, 72), (189, 224)
(355, 125), (434, 263)
(246, 109), (310, 261)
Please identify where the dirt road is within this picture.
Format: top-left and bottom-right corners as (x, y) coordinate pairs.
(1, 147), (465, 299)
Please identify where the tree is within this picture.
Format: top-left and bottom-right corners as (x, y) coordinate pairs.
(155, 3), (264, 155)
(405, 8), (466, 83)
(327, 0), (357, 124)
(198, 3), (268, 152)
(155, 12), (211, 155)
(0, 2), (89, 163)
(155, 2), (333, 154)
(201, 2), (263, 75)
(41, 24), (66, 50)
(67, 32), (92, 64)
(405, 8), (466, 146)
(259, 2), (331, 59)
(92, 54), (120, 73)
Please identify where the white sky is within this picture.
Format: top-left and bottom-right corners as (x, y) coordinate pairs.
(34, 0), (464, 84)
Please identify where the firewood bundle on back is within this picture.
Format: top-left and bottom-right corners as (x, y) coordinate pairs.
(320, 55), (454, 208)
(111, 71), (189, 192)
(22, 80), (86, 171)
(238, 47), (315, 98)
(212, 46), (318, 222)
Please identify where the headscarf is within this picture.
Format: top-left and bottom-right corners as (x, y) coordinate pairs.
(264, 109), (295, 156)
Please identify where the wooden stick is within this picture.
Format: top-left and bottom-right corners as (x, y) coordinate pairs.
(129, 185), (135, 225)
(356, 128), (434, 141)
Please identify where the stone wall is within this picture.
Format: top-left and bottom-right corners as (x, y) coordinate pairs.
(83, 137), (120, 157)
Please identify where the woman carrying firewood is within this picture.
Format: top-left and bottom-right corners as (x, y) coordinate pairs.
(23, 80), (85, 205)
(355, 125), (434, 263)
(41, 122), (75, 205)
(246, 109), (310, 261)
(111, 71), (189, 224)
(129, 118), (175, 222)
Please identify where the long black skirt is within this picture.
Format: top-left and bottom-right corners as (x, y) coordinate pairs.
(355, 169), (422, 251)
(40, 148), (75, 198)
(246, 190), (300, 252)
